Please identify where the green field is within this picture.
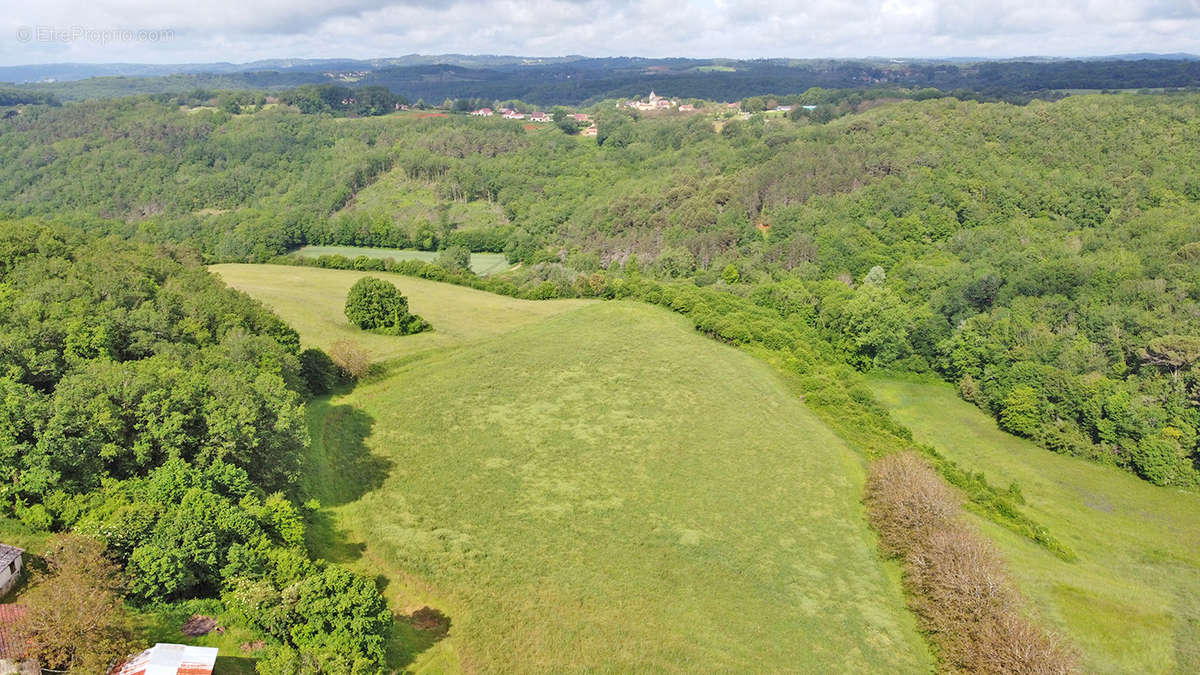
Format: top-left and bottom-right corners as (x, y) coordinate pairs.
(294, 246), (512, 275)
(210, 264), (583, 362)
(870, 376), (1200, 674)
(216, 264), (931, 672)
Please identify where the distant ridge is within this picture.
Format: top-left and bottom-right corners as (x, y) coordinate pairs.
(0, 54), (589, 83)
(2, 53), (1197, 84)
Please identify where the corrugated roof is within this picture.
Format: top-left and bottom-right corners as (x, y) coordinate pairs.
(0, 603), (28, 659)
(109, 643), (218, 675)
(0, 545), (22, 568)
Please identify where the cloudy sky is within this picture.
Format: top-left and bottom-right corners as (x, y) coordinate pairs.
(2, 0), (1199, 65)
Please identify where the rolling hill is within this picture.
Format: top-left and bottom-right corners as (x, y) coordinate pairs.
(214, 264), (931, 672)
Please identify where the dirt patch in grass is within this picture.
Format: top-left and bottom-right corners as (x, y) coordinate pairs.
(180, 614), (219, 637)
(408, 606), (451, 636)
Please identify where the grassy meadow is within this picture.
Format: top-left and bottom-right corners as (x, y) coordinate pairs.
(219, 264), (931, 672)
(210, 264), (588, 361)
(870, 376), (1200, 674)
(294, 245), (512, 275)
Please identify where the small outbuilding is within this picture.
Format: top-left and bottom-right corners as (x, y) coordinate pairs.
(0, 546), (23, 598)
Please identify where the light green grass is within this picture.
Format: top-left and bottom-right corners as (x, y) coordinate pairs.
(302, 300), (930, 672)
(210, 264), (588, 362)
(341, 165), (507, 231)
(218, 264), (931, 671)
(293, 246), (512, 275)
(870, 376), (1200, 674)
(341, 167), (438, 217)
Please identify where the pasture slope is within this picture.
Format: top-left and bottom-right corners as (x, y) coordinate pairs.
(214, 264), (931, 673)
(870, 376), (1200, 675)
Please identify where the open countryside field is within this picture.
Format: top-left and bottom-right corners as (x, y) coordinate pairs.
(222, 265), (931, 672)
(870, 377), (1200, 674)
(211, 264), (585, 361)
(295, 245), (513, 275)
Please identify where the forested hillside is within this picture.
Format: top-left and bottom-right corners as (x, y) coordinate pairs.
(0, 224), (392, 669)
(2, 91), (1198, 488)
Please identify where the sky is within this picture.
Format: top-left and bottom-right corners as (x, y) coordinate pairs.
(2, 0), (1199, 66)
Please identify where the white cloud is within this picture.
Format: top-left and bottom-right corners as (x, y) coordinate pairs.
(1, 0), (1198, 65)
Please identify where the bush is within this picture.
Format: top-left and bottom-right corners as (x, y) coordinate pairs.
(328, 341), (371, 380)
(436, 245), (472, 273)
(865, 453), (1077, 673)
(344, 277), (430, 336)
(299, 348), (340, 395)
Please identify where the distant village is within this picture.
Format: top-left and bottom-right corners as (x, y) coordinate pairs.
(468, 106), (599, 135)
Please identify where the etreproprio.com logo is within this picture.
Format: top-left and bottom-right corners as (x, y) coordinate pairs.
(16, 25), (174, 44)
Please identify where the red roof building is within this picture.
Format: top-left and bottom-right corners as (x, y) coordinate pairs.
(0, 603), (28, 660)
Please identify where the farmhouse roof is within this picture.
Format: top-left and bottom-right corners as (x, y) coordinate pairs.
(0, 604), (27, 659)
(110, 643), (218, 675)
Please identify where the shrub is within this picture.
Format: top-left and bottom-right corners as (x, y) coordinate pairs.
(328, 341), (371, 380)
(865, 453), (1077, 674)
(299, 347), (340, 395)
(344, 277), (430, 336)
(436, 245), (472, 273)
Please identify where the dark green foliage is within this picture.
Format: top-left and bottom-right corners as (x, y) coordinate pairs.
(0, 225), (391, 668)
(0, 225), (306, 501)
(299, 347), (341, 395)
(344, 277), (430, 335)
(0, 89), (60, 106)
(224, 550), (392, 667)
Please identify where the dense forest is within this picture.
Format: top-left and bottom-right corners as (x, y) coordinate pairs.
(1, 90), (1197, 488)
(0, 224), (391, 670)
